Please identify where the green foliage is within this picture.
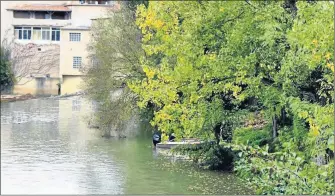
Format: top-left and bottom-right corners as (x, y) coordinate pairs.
(128, 0), (334, 194)
(0, 46), (14, 92)
(123, 0), (148, 11)
(233, 126), (271, 147)
(87, 0), (334, 194)
(232, 144), (334, 195)
(173, 142), (235, 171)
(83, 4), (146, 135)
(161, 133), (169, 142)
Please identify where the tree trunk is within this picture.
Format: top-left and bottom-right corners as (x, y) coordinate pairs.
(214, 122), (221, 145)
(284, 0), (297, 17)
(272, 115), (277, 139)
(281, 108), (285, 124)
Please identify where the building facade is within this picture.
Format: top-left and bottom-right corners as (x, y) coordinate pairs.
(1, 0), (120, 95)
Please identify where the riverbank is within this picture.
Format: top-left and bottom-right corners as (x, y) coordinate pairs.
(46, 91), (86, 99)
(156, 140), (235, 172)
(0, 91), (86, 103)
(0, 94), (36, 102)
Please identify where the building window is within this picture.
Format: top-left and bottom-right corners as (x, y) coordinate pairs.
(29, 12), (35, 19)
(14, 26), (61, 41)
(13, 11), (30, 19)
(32, 27), (41, 40)
(52, 12), (67, 20)
(65, 12), (71, 20)
(85, 0), (95, 4)
(51, 28), (60, 41)
(42, 27), (51, 40)
(14, 10), (70, 20)
(45, 13), (51, 19)
(72, 99), (81, 111)
(36, 77), (46, 89)
(69, 33), (81, 42)
(14, 27), (31, 40)
(14, 27), (22, 39)
(23, 27), (32, 40)
(73, 57), (82, 68)
(34, 11), (50, 19)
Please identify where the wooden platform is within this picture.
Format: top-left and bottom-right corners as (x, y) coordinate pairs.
(156, 141), (203, 149)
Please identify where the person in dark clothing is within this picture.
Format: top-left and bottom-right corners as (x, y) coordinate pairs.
(57, 83), (61, 95)
(152, 131), (162, 147)
(169, 133), (176, 142)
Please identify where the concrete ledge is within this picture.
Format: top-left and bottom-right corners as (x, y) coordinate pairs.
(1, 94), (35, 102)
(156, 141), (204, 149)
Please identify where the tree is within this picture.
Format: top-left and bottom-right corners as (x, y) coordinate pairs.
(130, 1), (293, 140)
(82, 3), (146, 137)
(0, 44), (14, 92)
(1, 32), (60, 86)
(129, 0), (334, 194)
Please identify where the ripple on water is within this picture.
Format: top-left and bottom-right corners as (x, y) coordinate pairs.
(1, 98), (252, 195)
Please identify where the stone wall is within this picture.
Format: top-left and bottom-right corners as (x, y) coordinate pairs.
(11, 43), (61, 95)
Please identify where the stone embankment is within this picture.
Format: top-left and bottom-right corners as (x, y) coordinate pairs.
(0, 94), (36, 102)
(47, 91), (85, 99)
(1, 91), (86, 102)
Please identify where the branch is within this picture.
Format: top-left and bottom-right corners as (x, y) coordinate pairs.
(245, 0), (258, 9)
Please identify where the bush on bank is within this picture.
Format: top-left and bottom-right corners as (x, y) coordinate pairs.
(85, 1), (334, 194)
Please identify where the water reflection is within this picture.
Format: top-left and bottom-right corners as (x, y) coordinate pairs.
(1, 97), (251, 195)
(1, 97), (125, 194)
(152, 148), (159, 159)
(72, 99), (81, 111)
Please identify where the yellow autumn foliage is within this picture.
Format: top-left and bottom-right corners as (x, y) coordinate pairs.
(312, 55), (321, 61)
(326, 63), (334, 72)
(153, 20), (164, 29)
(158, 112), (172, 120)
(143, 66), (155, 79)
(325, 52), (331, 60)
(309, 124), (319, 137)
(298, 111), (309, 119)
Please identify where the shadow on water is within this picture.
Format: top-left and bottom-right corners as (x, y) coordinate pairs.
(1, 97), (252, 195)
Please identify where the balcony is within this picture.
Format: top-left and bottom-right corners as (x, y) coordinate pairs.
(12, 18), (71, 28)
(8, 6), (72, 27)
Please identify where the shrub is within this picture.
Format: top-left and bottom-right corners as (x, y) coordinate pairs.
(232, 125), (271, 147)
(232, 144), (334, 195)
(173, 142), (235, 171)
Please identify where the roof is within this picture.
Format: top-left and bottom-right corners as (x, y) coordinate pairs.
(7, 4), (71, 12)
(69, 2), (121, 10)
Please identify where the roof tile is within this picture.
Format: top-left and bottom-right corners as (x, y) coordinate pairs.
(7, 4), (70, 12)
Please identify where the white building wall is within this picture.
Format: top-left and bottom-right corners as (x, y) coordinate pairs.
(68, 5), (111, 27)
(1, 1), (67, 42)
(1, 0), (119, 95)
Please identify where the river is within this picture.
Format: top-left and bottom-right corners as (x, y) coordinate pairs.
(1, 96), (251, 194)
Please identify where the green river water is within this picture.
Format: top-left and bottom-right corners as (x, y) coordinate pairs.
(1, 96), (252, 194)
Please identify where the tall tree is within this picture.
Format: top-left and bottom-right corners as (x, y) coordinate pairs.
(0, 44), (14, 92)
(83, 2), (146, 137)
(129, 1), (334, 194)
